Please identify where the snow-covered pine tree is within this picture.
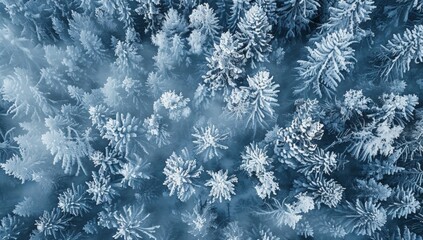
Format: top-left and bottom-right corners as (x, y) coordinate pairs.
(243, 70), (279, 129)
(296, 29), (356, 98)
(112, 204), (160, 240)
(135, 0), (163, 33)
(79, 30), (108, 63)
(58, 184), (91, 217)
(235, 5), (273, 69)
(205, 169), (238, 202)
(391, 226), (423, 240)
(113, 28), (144, 77)
(378, 24), (423, 81)
(228, 0), (251, 31)
(256, 195), (314, 229)
(163, 148), (203, 202)
(86, 172), (119, 205)
(35, 208), (73, 239)
(386, 187), (421, 219)
(256, 0), (278, 26)
(294, 176), (344, 208)
(203, 31), (244, 96)
(1, 68), (55, 119)
(384, 0), (423, 28)
(319, 0), (376, 39)
(278, 0), (320, 38)
(240, 143), (272, 176)
(0, 214), (25, 239)
(1, 153), (45, 184)
(181, 202), (217, 238)
(337, 199), (387, 236)
(102, 112), (147, 157)
(192, 124), (229, 161)
(188, 3), (221, 54)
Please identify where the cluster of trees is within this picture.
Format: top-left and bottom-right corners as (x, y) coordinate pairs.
(1, 0), (423, 239)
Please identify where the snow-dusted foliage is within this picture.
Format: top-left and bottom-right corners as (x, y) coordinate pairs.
(378, 24), (423, 81)
(86, 172), (118, 205)
(279, 0), (320, 38)
(296, 29), (356, 97)
(205, 169), (238, 202)
(192, 124), (229, 161)
(338, 199), (387, 236)
(143, 114), (171, 147)
(102, 113), (146, 156)
(240, 143), (272, 176)
(58, 184), (91, 216)
(256, 195), (314, 229)
(154, 91), (191, 121)
(244, 70), (280, 129)
(235, 5), (273, 69)
(2, 1), (423, 239)
(1, 68), (53, 119)
(113, 204), (160, 240)
(228, 0), (251, 31)
(320, 0), (376, 38)
(35, 208), (72, 239)
(188, 3), (221, 53)
(163, 149), (203, 202)
(0, 214), (24, 239)
(181, 202), (217, 237)
(203, 31), (244, 95)
(42, 123), (92, 175)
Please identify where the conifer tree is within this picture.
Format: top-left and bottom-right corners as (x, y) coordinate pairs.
(296, 29), (356, 97)
(203, 31), (244, 96)
(235, 5), (273, 69)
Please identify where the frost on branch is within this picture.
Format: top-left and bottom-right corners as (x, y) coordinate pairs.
(90, 148), (122, 175)
(348, 120), (403, 161)
(386, 187), (421, 219)
(1, 154), (44, 183)
(228, 0), (251, 31)
(224, 87), (250, 123)
(135, 0), (163, 33)
(279, 0), (320, 38)
(274, 100), (338, 175)
(255, 171), (280, 199)
(143, 114), (171, 148)
(188, 3), (221, 53)
(118, 154), (151, 189)
(1, 68), (54, 119)
(256, 195), (314, 229)
(294, 176), (344, 208)
(0, 214), (25, 240)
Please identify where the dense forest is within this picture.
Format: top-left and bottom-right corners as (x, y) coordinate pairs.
(1, 0), (423, 239)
